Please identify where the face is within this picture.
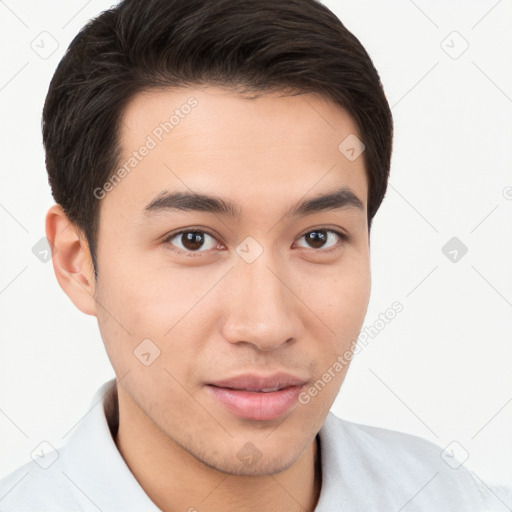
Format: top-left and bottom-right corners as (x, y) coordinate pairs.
(93, 86), (371, 475)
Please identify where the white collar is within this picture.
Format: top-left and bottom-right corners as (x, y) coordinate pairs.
(59, 378), (161, 510)
(56, 378), (500, 511)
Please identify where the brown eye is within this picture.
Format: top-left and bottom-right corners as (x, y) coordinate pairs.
(296, 229), (346, 251)
(166, 230), (218, 253)
(304, 230), (328, 249)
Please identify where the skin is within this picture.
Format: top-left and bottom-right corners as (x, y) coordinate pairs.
(46, 86), (371, 512)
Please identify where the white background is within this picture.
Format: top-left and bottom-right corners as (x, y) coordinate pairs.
(0, 0), (511, 492)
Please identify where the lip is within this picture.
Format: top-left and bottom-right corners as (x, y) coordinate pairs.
(206, 373), (308, 421)
(209, 372), (308, 391)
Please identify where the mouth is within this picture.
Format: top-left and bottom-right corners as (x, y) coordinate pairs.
(206, 372), (308, 421)
(218, 385), (285, 392)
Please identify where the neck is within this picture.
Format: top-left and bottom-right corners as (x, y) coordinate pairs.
(110, 384), (322, 512)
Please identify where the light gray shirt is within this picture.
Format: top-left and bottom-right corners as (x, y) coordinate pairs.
(0, 378), (510, 511)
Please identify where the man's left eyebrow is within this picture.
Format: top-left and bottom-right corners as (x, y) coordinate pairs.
(286, 186), (364, 218)
(142, 186), (364, 219)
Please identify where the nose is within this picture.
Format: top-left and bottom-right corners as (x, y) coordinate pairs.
(220, 249), (303, 352)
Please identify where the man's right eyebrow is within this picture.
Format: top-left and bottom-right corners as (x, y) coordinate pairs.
(143, 191), (242, 219)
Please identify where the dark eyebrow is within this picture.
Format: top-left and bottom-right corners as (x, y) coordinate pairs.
(143, 186), (364, 219)
(286, 186), (364, 218)
(144, 191), (242, 218)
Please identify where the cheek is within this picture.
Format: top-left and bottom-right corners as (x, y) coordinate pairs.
(298, 263), (370, 411)
(300, 257), (371, 338)
(96, 252), (211, 330)
(94, 259), (218, 377)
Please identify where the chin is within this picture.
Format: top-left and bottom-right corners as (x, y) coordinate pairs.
(212, 451), (299, 477)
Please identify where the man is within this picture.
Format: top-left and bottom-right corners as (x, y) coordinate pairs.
(0, 0), (508, 510)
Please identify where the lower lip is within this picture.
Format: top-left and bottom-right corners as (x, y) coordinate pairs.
(206, 385), (303, 421)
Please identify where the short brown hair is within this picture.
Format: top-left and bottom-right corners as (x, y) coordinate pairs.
(42, 0), (393, 277)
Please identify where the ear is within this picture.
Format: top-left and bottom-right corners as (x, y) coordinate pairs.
(45, 204), (97, 316)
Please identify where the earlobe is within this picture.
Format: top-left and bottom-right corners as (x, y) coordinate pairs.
(45, 204), (97, 316)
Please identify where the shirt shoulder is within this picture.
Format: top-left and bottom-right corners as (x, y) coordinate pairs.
(316, 412), (511, 511)
(0, 456), (80, 511)
(0, 379), (161, 512)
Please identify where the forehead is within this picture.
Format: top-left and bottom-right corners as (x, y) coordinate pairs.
(120, 86), (362, 151)
(107, 86), (368, 220)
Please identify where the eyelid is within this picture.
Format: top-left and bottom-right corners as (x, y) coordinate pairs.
(298, 226), (350, 240)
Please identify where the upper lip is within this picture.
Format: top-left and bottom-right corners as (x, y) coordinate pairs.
(208, 372), (308, 391)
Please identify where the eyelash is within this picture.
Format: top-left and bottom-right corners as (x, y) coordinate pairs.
(163, 227), (351, 257)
